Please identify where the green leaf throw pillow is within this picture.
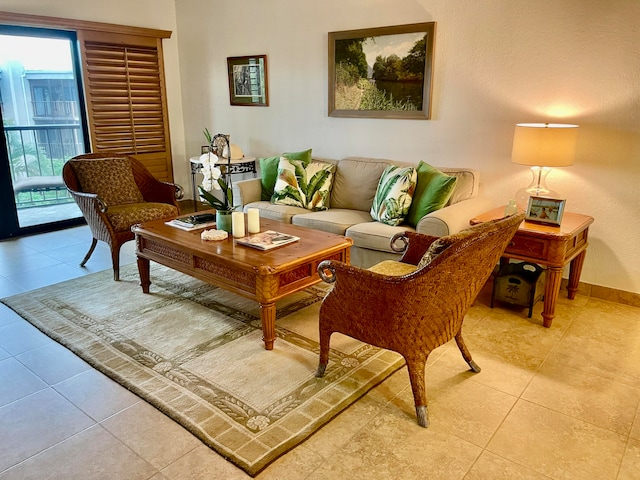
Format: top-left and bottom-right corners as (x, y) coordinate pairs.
(405, 161), (458, 227)
(260, 148), (312, 201)
(271, 157), (335, 210)
(370, 165), (417, 226)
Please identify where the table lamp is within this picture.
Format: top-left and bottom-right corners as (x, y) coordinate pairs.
(511, 123), (578, 210)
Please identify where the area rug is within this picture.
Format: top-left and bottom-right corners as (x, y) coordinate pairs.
(1, 263), (404, 476)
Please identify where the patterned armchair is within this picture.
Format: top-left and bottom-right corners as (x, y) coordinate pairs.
(315, 212), (525, 427)
(63, 152), (183, 280)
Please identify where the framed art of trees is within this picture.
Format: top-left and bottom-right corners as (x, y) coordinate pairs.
(328, 22), (435, 119)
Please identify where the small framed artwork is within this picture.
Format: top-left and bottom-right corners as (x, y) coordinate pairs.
(525, 196), (566, 226)
(328, 22), (436, 119)
(227, 55), (269, 106)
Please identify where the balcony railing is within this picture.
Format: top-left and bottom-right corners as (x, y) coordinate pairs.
(31, 100), (80, 119)
(6, 124), (85, 208)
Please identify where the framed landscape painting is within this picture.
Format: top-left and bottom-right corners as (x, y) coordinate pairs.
(227, 55), (269, 106)
(328, 22), (436, 119)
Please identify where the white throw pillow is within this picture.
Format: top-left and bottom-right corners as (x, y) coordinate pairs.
(271, 157), (336, 210)
(370, 165), (417, 226)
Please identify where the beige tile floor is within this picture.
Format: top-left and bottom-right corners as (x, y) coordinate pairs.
(1, 225), (640, 479)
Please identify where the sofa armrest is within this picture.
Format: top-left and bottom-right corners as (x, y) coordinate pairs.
(235, 177), (263, 205)
(415, 196), (497, 237)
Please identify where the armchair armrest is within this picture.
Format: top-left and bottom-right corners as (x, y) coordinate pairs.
(416, 196), (496, 237)
(391, 231), (441, 265)
(235, 177), (263, 205)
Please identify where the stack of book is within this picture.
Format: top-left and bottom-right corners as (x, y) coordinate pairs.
(165, 213), (217, 231)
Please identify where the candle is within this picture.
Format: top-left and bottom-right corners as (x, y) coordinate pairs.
(232, 212), (245, 238)
(247, 208), (260, 233)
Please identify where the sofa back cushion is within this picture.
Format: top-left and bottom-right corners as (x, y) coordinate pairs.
(438, 167), (479, 204)
(331, 158), (390, 211)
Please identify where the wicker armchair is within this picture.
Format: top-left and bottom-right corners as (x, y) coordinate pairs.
(63, 152), (183, 281)
(315, 212), (525, 427)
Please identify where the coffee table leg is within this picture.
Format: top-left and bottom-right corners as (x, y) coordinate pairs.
(137, 256), (151, 293)
(259, 302), (276, 350)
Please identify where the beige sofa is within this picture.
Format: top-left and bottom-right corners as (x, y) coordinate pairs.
(236, 157), (495, 268)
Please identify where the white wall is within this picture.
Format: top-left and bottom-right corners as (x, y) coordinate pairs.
(175, 0), (640, 295)
(2, 0), (638, 296)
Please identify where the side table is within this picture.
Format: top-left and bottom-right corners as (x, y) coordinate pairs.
(190, 156), (257, 211)
(470, 207), (594, 327)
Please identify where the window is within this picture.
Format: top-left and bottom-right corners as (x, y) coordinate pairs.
(0, 12), (174, 182)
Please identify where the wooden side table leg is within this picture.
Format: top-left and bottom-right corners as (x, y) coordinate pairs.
(137, 257), (151, 293)
(542, 266), (563, 328)
(259, 302), (276, 350)
(567, 250), (586, 300)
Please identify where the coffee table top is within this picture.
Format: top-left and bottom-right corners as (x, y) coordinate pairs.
(132, 212), (353, 274)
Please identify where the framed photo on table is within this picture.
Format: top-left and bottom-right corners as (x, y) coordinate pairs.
(525, 196), (566, 226)
(227, 55), (269, 106)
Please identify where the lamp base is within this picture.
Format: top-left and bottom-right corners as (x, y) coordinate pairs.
(515, 166), (559, 210)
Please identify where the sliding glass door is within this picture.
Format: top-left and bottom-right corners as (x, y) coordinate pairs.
(0, 25), (89, 239)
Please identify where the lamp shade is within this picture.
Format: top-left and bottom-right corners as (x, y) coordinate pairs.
(511, 123), (578, 167)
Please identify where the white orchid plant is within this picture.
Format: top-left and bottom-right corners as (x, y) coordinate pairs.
(198, 128), (235, 212)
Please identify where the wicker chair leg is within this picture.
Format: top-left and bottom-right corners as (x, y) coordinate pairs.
(316, 363), (327, 378)
(111, 244), (122, 281)
(416, 405), (429, 428)
(316, 325), (332, 378)
(80, 238), (98, 267)
(455, 331), (481, 373)
(406, 358), (429, 428)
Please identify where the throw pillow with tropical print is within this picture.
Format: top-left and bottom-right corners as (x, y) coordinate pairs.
(271, 157), (336, 210)
(370, 165), (417, 226)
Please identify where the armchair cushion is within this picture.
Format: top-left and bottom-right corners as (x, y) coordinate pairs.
(370, 165), (417, 226)
(271, 157), (335, 210)
(405, 162), (458, 227)
(260, 148), (313, 200)
(70, 157), (143, 205)
(106, 202), (178, 232)
(368, 260), (418, 276)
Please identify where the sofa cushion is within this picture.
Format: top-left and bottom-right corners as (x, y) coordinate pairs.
(330, 158), (389, 211)
(439, 167), (479, 204)
(70, 157), (144, 206)
(259, 149), (313, 201)
(292, 209), (373, 235)
(271, 157), (336, 210)
(346, 221), (415, 252)
(405, 162), (458, 227)
(370, 165), (417, 226)
(243, 200), (308, 224)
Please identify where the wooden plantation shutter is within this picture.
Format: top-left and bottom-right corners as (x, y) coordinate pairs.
(77, 30), (173, 182)
(0, 12), (174, 181)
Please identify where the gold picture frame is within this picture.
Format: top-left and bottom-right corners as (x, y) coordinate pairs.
(227, 55), (269, 106)
(328, 22), (436, 119)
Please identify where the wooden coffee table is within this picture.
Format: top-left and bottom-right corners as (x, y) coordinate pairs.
(132, 214), (352, 350)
